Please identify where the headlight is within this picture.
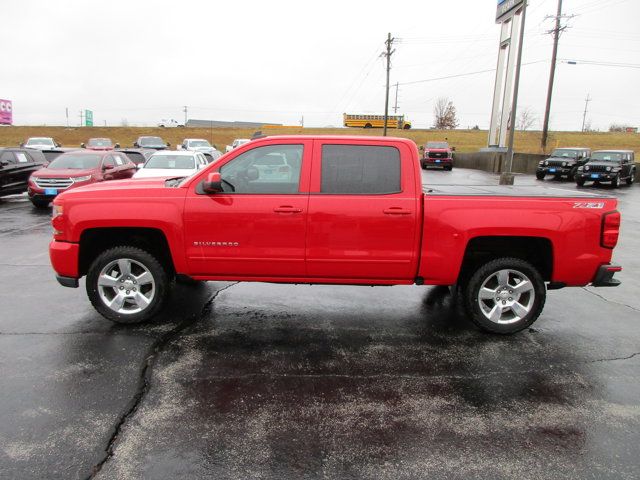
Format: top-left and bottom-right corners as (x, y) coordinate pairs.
(562, 162), (568, 167)
(52, 204), (63, 218)
(538, 161), (544, 166)
(606, 166), (612, 172)
(544, 161), (549, 166)
(585, 165), (590, 171)
(73, 175), (92, 182)
(577, 166), (584, 171)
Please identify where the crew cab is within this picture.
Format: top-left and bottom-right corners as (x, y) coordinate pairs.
(536, 147), (591, 181)
(29, 150), (136, 208)
(49, 135), (622, 334)
(575, 150), (636, 188)
(420, 141), (454, 170)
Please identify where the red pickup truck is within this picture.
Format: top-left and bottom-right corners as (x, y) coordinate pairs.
(49, 135), (622, 334)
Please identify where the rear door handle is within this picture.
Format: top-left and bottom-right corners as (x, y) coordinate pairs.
(383, 207), (412, 215)
(274, 206), (303, 213)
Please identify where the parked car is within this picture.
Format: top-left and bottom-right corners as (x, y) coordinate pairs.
(575, 150), (636, 188)
(225, 138), (250, 153)
(20, 137), (61, 150)
(536, 147), (591, 181)
(28, 150), (136, 208)
(157, 119), (184, 128)
(81, 138), (119, 150)
(181, 138), (222, 161)
(0, 148), (47, 197)
(133, 136), (169, 150)
(49, 135), (622, 334)
(114, 148), (155, 166)
(420, 141), (454, 170)
(133, 151), (208, 179)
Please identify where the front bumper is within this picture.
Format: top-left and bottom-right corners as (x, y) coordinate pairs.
(49, 240), (80, 281)
(576, 172), (618, 182)
(592, 264), (622, 287)
(537, 166), (573, 176)
(422, 158), (453, 168)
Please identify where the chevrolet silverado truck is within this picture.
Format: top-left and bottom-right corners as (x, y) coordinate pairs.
(49, 135), (622, 334)
(536, 147), (591, 181)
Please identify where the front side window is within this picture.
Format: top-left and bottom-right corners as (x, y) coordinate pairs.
(0, 151), (16, 164)
(16, 152), (30, 163)
(321, 145), (401, 194)
(219, 144), (303, 194)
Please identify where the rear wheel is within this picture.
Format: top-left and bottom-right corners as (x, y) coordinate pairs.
(462, 257), (546, 334)
(568, 167), (578, 181)
(86, 246), (170, 324)
(364, 123), (372, 129)
(611, 175), (620, 188)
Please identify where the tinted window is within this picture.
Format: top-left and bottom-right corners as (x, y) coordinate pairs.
(0, 151), (16, 164)
(122, 152), (146, 165)
(219, 144), (303, 194)
(16, 152), (30, 163)
(321, 145), (401, 194)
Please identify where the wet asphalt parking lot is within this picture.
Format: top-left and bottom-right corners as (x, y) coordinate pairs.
(1, 168), (639, 480)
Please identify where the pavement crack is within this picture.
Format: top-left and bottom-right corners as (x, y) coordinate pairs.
(581, 287), (640, 313)
(85, 282), (238, 479)
(590, 352), (640, 363)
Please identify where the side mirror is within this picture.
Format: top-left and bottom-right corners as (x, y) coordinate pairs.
(80, 143), (86, 148)
(56, 143), (62, 148)
(451, 146), (456, 151)
(133, 142), (139, 148)
(202, 172), (223, 193)
(19, 143), (24, 147)
(115, 143), (120, 149)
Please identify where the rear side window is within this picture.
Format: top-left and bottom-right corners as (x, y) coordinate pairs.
(0, 151), (16, 164)
(321, 145), (401, 194)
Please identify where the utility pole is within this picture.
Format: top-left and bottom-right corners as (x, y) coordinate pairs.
(581, 94), (591, 132)
(393, 82), (399, 114)
(382, 33), (395, 136)
(300, 115), (304, 127)
(541, 0), (574, 151)
(65, 108), (69, 128)
(183, 106), (188, 126)
(79, 110), (84, 127)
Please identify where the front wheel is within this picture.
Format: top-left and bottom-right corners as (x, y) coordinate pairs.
(86, 246), (170, 324)
(462, 257), (546, 334)
(576, 179), (585, 187)
(536, 172), (545, 180)
(31, 198), (50, 209)
(611, 175), (620, 188)
(626, 171), (635, 185)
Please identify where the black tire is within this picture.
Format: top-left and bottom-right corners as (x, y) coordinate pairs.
(536, 172), (545, 180)
(462, 257), (546, 334)
(611, 175), (619, 188)
(576, 179), (585, 187)
(86, 246), (170, 324)
(445, 166), (453, 171)
(421, 163), (426, 170)
(626, 170), (635, 185)
(568, 167), (578, 181)
(403, 124), (411, 130)
(31, 199), (50, 209)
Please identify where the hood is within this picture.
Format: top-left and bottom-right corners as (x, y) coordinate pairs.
(31, 167), (96, 178)
(86, 146), (113, 151)
(56, 177), (178, 200)
(133, 168), (197, 179)
(547, 155), (577, 162)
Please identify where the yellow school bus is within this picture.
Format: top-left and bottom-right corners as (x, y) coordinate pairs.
(343, 113), (412, 129)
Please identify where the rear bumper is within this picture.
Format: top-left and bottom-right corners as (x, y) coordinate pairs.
(49, 240), (80, 281)
(591, 264), (622, 287)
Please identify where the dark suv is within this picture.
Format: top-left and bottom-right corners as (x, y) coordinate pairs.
(536, 147), (591, 181)
(575, 150), (636, 188)
(0, 148), (47, 198)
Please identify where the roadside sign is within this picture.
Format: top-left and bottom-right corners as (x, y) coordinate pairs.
(85, 109), (93, 127)
(496, 0), (524, 23)
(0, 99), (13, 125)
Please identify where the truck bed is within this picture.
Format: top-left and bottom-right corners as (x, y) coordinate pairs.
(422, 184), (613, 198)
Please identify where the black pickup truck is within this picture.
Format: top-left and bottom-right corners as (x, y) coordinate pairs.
(0, 148), (47, 198)
(536, 147), (591, 181)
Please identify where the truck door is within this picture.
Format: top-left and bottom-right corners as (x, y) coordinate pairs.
(306, 140), (420, 281)
(183, 140), (312, 277)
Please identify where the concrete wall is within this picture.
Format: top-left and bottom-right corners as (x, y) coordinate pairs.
(454, 151), (640, 180)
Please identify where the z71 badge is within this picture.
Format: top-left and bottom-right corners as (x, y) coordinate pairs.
(193, 241), (239, 247)
(573, 202), (605, 209)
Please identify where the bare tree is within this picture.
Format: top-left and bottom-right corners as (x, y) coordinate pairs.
(433, 97), (459, 130)
(516, 107), (536, 131)
(120, 118), (129, 127)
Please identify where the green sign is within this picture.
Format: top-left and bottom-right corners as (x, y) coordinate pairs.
(85, 109), (93, 127)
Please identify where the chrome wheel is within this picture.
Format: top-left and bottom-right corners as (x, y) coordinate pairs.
(97, 258), (155, 315)
(477, 269), (535, 325)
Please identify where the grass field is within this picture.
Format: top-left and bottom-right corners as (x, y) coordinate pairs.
(0, 126), (638, 154)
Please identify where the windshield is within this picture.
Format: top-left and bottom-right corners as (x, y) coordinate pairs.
(551, 149), (579, 158)
(189, 140), (211, 147)
(144, 154), (196, 169)
(591, 152), (623, 162)
(26, 138), (54, 146)
(139, 137), (165, 146)
(48, 154), (102, 169)
(426, 142), (449, 149)
(88, 138), (112, 147)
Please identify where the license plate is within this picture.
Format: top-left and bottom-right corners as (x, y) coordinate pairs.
(590, 174), (599, 179)
(549, 168), (556, 173)
(435, 160), (441, 163)
(44, 188), (58, 195)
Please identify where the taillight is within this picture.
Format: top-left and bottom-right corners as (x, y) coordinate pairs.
(601, 211), (621, 249)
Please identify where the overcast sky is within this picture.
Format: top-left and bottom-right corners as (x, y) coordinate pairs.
(2, 0), (638, 130)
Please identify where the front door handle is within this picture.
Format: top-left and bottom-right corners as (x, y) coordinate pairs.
(274, 206), (302, 213)
(383, 207), (412, 215)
